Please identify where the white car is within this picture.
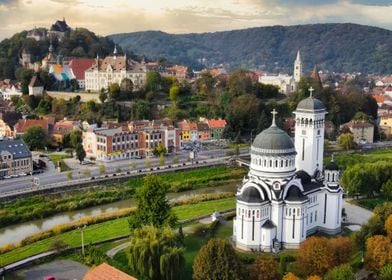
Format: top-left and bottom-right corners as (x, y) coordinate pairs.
(4, 175), (11, 179)
(19, 172), (27, 176)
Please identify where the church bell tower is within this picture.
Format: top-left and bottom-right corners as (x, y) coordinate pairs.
(293, 50), (302, 83)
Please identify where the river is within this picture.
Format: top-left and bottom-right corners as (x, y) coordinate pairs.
(0, 183), (239, 246)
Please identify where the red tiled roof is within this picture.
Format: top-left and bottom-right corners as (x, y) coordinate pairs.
(374, 95), (385, 104)
(83, 263), (137, 280)
(14, 119), (49, 133)
(69, 58), (95, 80)
(189, 122), (198, 130)
(207, 119), (226, 129)
(385, 86), (392, 92)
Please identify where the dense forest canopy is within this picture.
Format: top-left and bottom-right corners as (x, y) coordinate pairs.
(110, 23), (392, 74)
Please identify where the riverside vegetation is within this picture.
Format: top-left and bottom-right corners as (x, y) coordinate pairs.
(0, 166), (246, 228)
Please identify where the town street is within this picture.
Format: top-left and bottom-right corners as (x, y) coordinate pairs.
(0, 147), (249, 195)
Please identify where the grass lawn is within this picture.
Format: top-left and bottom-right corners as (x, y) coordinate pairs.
(324, 147), (392, 170)
(48, 154), (72, 172)
(0, 197), (236, 266)
(352, 196), (389, 210)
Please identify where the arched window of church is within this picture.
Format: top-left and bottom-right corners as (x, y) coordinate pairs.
(264, 159), (266, 166)
(310, 213), (313, 223)
(289, 208), (291, 216)
(257, 210), (259, 218)
(327, 173), (330, 181)
(269, 160), (272, 167)
(297, 208), (300, 216)
(293, 208), (296, 215)
(285, 160), (288, 167)
(280, 160), (283, 167)
(332, 173), (335, 181)
(252, 210), (255, 216)
(275, 160), (278, 167)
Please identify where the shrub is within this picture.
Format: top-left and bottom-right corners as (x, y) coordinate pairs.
(325, 264), (354, 280)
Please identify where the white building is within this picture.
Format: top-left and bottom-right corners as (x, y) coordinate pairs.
(0, 84), (22, 100)
(84, 47), (147, 92)
(233, 91), (343, 252)
(258, 50), (302, 95)
(28, 75), (44, 96)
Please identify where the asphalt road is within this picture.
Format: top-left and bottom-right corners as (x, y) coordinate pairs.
(0, 147), (249, 195)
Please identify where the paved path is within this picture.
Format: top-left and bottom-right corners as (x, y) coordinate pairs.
(343, 199), (373, 225)
(106, 242), (131, 258)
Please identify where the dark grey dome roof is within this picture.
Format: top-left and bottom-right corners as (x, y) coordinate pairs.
(285, 186), (307, 202)
(237, 187), (264, 203)
(296, 97), (326, 112)
(325, 160), (339, 171)
(262, 220), (276, 229)
(296, 170), (312, 184)
(251, 125), (295, 155)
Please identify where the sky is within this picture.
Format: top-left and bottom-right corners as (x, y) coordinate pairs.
(0, 0), (392, 39)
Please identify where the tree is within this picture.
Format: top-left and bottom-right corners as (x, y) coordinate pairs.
(328, 237), (354, 267)
(196, 71), (215, 97)
(99, 91), (108, 103)
(159, 154), (166, 166)
(70, 79), (79, 91)
(365, 235), (392, 271)
(193, 238), (244, 280)
(338, 133), (355, 150)
(385, 214), (392, 239)
(145, 71), (161, 92)
(325, 264), (354, 280)
(381, 180), (392, 200)
(108, 82), (121, 100)
(250, 256), (280, 280)
(128, 226), (184, 280)
(297, 236), (334, 276)
(75, 143), (86, 163)
(120, 78), (133, 97)
(133, 99), (151, 119)
(169, 85), (180, 102)
(69, 129), (82, 148)
(379, 264), (392, 280)
(98, 164), (106, 175)
(22, 126), (47, 150)
(307, 276), (322, 280)
(128, 174), (177, 230)
(227, 69), (253, 97)
(282, 272), (300, 280)
(153, 143), (167, 157)
(16, 68), (34, 94)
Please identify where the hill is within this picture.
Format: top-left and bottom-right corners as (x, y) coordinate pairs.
(0, 28), (117, 80)
(109, 23), (392, 74)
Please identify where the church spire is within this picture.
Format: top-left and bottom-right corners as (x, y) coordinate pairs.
(294, 49), (303, 83)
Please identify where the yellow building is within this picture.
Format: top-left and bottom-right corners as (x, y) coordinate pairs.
(380, 113), (392, 137)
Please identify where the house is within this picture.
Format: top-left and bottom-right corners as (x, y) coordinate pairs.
(48, 18), (71, 40)
(379, 113), (392, 138)
(197, 122), (210, 140)
(0, 81), (22, 100)
(83, 263), (137, 280)
(385, 86), (392, 98)
(374, 95), (385, 107)
(52, 120), (81, 146)
(26, 27), (47, 41)
(13, 118), (54, 138)
(0, 112), (21, 138)
(177, 120), (191, 141)
(341, 120), (374, 144)
(68, 58), (95, 89)
(28, 75), (44, 96)
(164, 65), (188, 80)
(189, 122), (198, 142)
(85, 47), (146, 92)
(205, 118), (227, 140)
(0, 139), (33, 177)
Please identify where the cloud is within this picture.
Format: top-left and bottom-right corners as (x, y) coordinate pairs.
(0, 0), (391, 40)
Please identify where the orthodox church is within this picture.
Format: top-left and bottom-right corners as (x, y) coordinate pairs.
(233, 89), (343, 251)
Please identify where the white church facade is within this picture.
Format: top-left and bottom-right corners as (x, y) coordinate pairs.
(233, 90), (343, 251)
(258, 50), (303, 95)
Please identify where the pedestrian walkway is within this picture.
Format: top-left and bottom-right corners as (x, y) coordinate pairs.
(106, 242), (131, 258)
(343, 199), (373, 225)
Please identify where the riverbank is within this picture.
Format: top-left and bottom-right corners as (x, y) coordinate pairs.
(0, 166), (245, 229)
(0, 197), (236, 266)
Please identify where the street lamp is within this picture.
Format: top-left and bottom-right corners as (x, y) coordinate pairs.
(79, 225), (87, 258)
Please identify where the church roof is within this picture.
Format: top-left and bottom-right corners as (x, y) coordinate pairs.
(237, 186), (265, 203)
(261, 220), (276, 229)
(285, 186), (308, 202)
(251, 125), (295, 155)
(296, 96), (326, 112)
(296, 170), (312, 184)
(325, 160), (339, 171)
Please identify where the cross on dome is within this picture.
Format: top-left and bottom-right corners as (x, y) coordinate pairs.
(271, 109), (278, 126)
(309, 86), (314, 98)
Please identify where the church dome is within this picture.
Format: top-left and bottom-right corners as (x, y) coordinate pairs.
(296, 96), (326, 112)
(252, 126), (294, 152)
(237, 187), (264, 203)
(325, 160), (339, 171)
